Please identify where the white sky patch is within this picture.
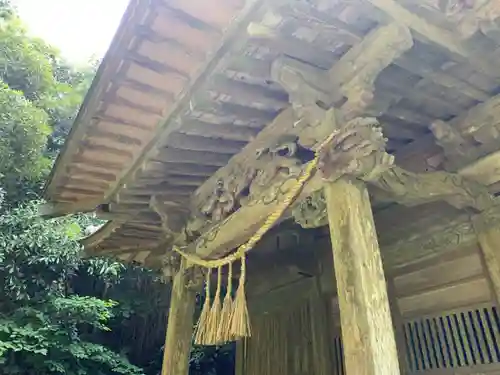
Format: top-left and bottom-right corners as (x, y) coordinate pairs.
(12, 0), (129, 62)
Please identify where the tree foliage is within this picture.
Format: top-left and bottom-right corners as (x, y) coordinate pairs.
(0, 3), (95, 206)
(0, 17), (55, 101)
(0, 83), (51, 196)
(0, 204), (144, 375)
(0, 2), (234, 374)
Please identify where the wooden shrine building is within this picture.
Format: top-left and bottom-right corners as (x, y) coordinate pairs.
(42, 0), (500, 374)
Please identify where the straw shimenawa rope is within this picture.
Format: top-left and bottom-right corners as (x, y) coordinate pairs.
(169, 131), (337, 350)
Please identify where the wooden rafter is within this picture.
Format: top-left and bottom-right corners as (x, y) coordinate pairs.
(173, 22), (414, 258)
(366, 0), (500, 79)
(44, 0), (500, 257)
(168, 15), (500, 264)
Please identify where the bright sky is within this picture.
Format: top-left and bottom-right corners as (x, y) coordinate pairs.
(12, 0), (130, 63)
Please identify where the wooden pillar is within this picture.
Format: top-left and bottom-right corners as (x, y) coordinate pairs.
(387, 278), (409, 375)
(324, 178), (400, 375)
(235, 340), (245, 375)
(475, 225), (500, 306)
(161, 259), (197, 375)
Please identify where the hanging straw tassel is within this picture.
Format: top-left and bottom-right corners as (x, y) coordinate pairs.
(230, 255), (251, 339)
(205, 266), (222, 345)
(217, 263), (234, 344)
(194, 268), (212, 345)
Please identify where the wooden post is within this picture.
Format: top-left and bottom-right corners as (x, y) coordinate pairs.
(475, 226), (500, 306)
(235, 340), (245, 375)
(161, 259), (197, 375)
(324, 178), (400, 375)
(387, 277), (409, 375)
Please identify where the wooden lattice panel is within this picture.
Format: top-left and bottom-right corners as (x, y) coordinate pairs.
(330, 305), (500, 375)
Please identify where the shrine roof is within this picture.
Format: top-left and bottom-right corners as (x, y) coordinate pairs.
(43, 0), (500, 266)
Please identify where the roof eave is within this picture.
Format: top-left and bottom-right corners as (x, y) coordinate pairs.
(43, 0), (147, 209)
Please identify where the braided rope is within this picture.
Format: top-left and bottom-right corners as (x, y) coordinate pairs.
(172, 131), (336, 268)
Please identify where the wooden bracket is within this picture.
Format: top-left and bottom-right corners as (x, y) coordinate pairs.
(271, 55), (341, 109)
(370, 166), (495, 211)
(328, 21), (413, 114)
(294, 156), (495, 229)
(271, 22), (413, 125)
(148, 195), (196, 276)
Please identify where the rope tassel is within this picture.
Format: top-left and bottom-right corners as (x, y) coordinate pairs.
(217, 263), (234, 344)
(205, 267), (223, 345)
(230, 255), (251, 339)
(194, 269), (212, 345)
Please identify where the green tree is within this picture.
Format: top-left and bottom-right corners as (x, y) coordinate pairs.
(0, 4), (234, 375)
(0, 7), (95, 206)
(0, 82), (51, 203)
(0, 0), (14, 19)
(0, 17), (55, 102)
(0, 203), (144, 375)
(44, 61), (97, 156)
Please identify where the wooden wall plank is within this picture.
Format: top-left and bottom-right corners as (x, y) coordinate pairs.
(393, 253), (483, 298)
(398, 278), (492, 319)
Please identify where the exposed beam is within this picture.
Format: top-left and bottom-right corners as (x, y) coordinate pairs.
(245, 3), (491, 105)
(82, 221), (123, 249)
(144, 161), (219, 177)
(97, 0), (270, 208)
(192, 100), (279, 125)
(454, 95), (500, 138)
(459, 151), (500, 186)
(137, 174), (208, 187)
(459, 0), (500, 38)
(44, 0), (154, 201)
(430, 94), (500, 171)
(38, 199), (101, 218)
(64, 165), (118, 182)
(185, 112), (494, 261)
(395, 55), (490, 102)
(180, 22), (413, 258)
(250, 35), (338, 70)
(366, 0), (500, 78)
(164, 132), (247, 154)
(154, 148), (232, 167)
(179, 118), (260, 142)
(382, 214), (476, 269)
(210, 75), (289, 108)
(187, 173), (324, 258)
(123, 184), (197, 196)
(226, 55), (273, 79)
(370, 165), (495, 211)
